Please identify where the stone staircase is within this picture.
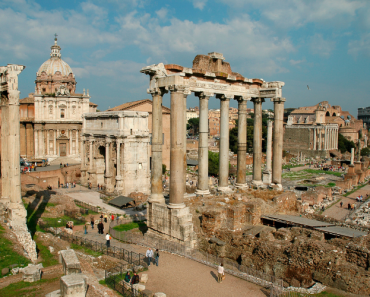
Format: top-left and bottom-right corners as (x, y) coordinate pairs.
(49, 156), (81, 166)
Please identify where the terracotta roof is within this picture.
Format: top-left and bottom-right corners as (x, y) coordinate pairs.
(89, 102), (98, 107)
(106, 99), (171, 113)
(20, 97), (34, 104)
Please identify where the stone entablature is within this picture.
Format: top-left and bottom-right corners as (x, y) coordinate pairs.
(81, 111), (150, 195)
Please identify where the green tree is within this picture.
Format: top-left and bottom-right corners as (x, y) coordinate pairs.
(208, 151), (219, 176)
(187, 118), (200, 135)
(162, 164), (167, 175)
(337, 133), (356, 153)
(361, 147), (370, 156)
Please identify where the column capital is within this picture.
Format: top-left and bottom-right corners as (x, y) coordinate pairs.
(216, 93), (233, 101)
(251, 97), (265, 104)
(271, 97), (286, 103)
(168, 84), (187, 93)
(116, 138), (122, 144)
(105, 138), (112, 145)
(235, 95), (250, 102)
(195, 91), (213, 99)
(88, 137), (94, 143)
(149, 87), (168, 96)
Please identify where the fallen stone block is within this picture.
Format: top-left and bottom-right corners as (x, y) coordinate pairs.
(2, 267), (9, 275)
(142, 289), (153, 297)
(154, 293), (166, 297)
(60, 249), (81, 275)
(11, 267), (19, 275)
(21, 264), (43, 282)
(45, 290), (61, 297)
(49, 246), (55, 253)
(133, 283), (146, 292)
(60, 274), (88, 297)
(140, 273), (148, 284)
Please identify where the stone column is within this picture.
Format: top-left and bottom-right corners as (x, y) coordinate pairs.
(169, 86), (186, 208)
(0, 64), (37, 263)
(313, 128), (317, 150)
(53, 130), (57, 156)
(196, 92), (211, 195)
(263, 120), (273, 184)
(149, 88), (166, 204)
(183, 90), (190, 195)
(236, 98), (248, 188)
(252, 98), (264, 186)
(46, 130), (49, 155)
(69, 130), (73, 156)
(34, 130), (38, 158)
(350, 148), (354, 165)
(76, 129), (79, 156)
(89, 138), (94, 170)
(218, 95), (231, 191)
(40, 129), (44, 157)
(272, 97), (285, 188)
(105, 138), (114, 192)
(80, 136), (87, 185)
(115, 139), (123, 193)
(319, 128), (322, 150)
(324, 127), (327, 150)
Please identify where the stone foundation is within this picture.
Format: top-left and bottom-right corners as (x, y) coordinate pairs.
(147, 202), (196, 248)
(59, 250), (81, 275)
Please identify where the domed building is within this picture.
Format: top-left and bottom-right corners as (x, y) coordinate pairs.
(19, 36), (97, 162)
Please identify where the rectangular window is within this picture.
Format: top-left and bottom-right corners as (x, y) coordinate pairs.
(61, 109), (65, 118)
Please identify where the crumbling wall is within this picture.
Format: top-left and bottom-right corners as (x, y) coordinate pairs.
(273, 192), (297, 212)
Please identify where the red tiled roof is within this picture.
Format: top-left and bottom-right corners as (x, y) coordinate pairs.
(106, 99), (170, 113)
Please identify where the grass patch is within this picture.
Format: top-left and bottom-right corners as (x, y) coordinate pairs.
(45, 203), (56, 207)
(0, 277), (59, 297)
(327, 182), (336, 187)
(42, 215), (85, 227)
(0, 225), (31, 278)
(282, 164), (305, 169)
(282, 169), (342, 181)
(34, 234), (59, 267)
(343, 183), (368, 197)
(303, 169), (343, 177)
(113, 221), (147, 232)
(70, 243), (103, 257)
(76, 205), (99, 216)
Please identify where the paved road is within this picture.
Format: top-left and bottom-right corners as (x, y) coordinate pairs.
(322, 184), (370, 220)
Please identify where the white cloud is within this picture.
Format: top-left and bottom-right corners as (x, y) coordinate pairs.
(155, 7), (168, 19)
(193, 0), (207, 10)
(309, 34), (335, 57)
(289, 59), (305, 66)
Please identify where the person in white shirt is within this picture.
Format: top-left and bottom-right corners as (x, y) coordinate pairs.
(217, 263), (224, 283)
(106, 233), (111, 248)
(146, 248), (154, 266)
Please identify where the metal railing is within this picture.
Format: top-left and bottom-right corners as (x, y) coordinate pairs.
(105, 265), (149, 297)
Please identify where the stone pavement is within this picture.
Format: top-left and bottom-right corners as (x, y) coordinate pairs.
(71, 227), (266, 297)
(56, 185), (146, 216)
(322, 184), (370, 220)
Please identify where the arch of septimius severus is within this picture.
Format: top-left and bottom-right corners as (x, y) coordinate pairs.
(141, 52), (285, 246)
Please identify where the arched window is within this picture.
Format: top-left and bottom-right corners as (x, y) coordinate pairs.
(326, 111), (330, 116)
(333, 113), (337, 116)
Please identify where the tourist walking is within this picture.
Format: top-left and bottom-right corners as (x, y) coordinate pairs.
(106, 233), (111, 248)
(84, 223), (88, 235)
(131, 272), (140, 294)
(111, 214), (115, 221)
(217, 263), (224, 283)
(104, 214), (108, 223)
(154, 249), (159, 266)
(124, 271), (131, 283)
(146, 248), (153, 266)
(340, 201), (343, 208)
(90, 217), (94, 229)
(98, 221), (104, 234)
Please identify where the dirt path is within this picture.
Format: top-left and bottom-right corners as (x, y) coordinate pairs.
(322, 184), (370, 220)
(72, 227), (266, 297)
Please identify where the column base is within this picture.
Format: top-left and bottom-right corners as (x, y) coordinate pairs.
(218, 186), (232, 193)
(270, 183), (283, 191)
(262, 170), (272, 184)
(195, 189), (210, 196)
(148, 193), (166, 204)
(235, 183), (248, 189)
(167, 202), (186, 209)
(251, 180), (264, 188)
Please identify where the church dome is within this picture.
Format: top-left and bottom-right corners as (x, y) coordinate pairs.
(37, 37), (74, 77)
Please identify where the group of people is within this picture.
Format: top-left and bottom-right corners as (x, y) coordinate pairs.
(97, 184), (105, 191)
(60, 163), (69, 168)
(356, 195), (364, 202)
(146, 248), (160, 266)
(65, 222), (73, 230)
(60, 182), (76, 188)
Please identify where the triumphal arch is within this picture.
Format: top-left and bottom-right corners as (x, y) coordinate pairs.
(141, 52), (286, 247)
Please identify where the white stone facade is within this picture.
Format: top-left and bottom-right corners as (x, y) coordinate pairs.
(81, 111), (150, 196)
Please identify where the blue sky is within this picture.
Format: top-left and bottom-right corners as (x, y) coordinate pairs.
(1, 0), (369, 116)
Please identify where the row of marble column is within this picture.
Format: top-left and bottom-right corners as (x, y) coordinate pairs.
(34, 129), (80, 157)
(149, 86), (285, 208)
(312, 126), (338, 151)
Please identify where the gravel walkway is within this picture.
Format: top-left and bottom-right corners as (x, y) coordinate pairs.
(72, 226), (266, 297)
